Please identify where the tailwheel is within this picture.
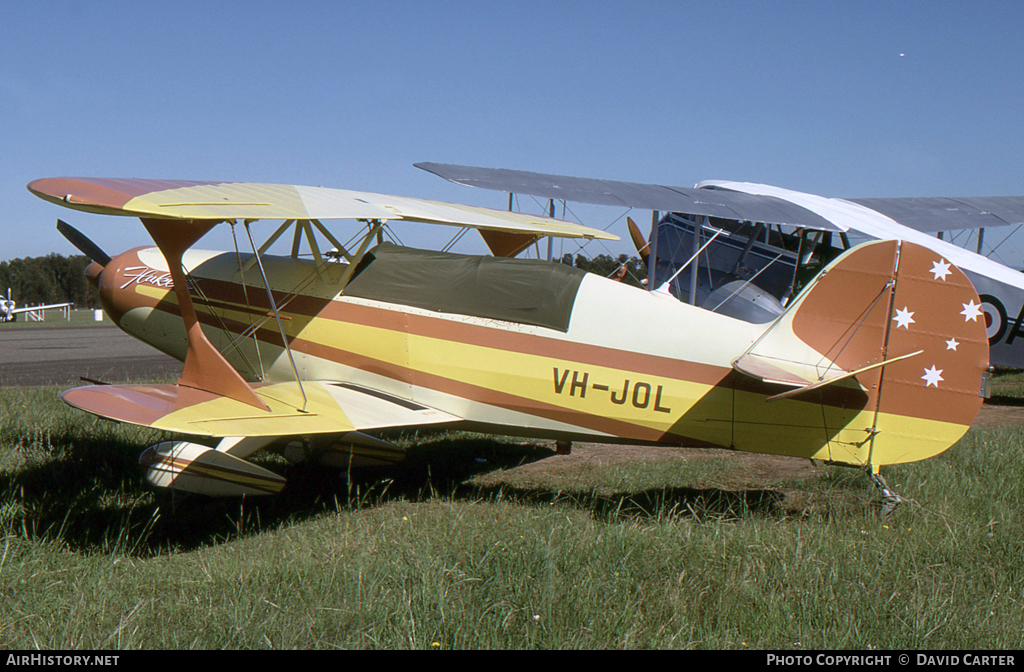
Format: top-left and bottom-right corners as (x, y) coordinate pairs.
(867, 467), (903, 517)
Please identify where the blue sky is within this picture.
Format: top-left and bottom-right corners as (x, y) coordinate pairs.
(2, 1), (1023, 262)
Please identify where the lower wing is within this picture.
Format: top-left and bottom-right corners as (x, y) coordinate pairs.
(61, 380), (460, 437)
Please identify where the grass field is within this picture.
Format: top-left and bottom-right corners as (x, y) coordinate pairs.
(1, 385), (1022, 649)
(990, 368), (1024, 403)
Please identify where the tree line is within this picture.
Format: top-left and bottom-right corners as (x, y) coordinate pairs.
(561, 253), (646, 288)
(0, 254), (99, 308)
(0, 251), (646, 310)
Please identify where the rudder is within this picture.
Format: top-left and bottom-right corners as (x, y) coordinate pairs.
(787, 239), (989, 466)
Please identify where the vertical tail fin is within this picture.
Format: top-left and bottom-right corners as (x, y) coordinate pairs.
(733, 239), (989, 466)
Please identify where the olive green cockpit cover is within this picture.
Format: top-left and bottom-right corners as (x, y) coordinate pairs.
(343, 243), (586, 332)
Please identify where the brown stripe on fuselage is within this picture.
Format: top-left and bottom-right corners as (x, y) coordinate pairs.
(120, 270), (887, 443)
(182, 275), (875, 410)
(112, 267), (725, 441)
(203, 308), (714, 443)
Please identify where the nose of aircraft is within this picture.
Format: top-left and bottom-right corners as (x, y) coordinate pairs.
(84, 261), (104, 288)
(94, 247), (167, 326)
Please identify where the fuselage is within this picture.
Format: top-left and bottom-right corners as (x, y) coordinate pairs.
(92, 241), (980, 468)
(100, 245), (759, 441)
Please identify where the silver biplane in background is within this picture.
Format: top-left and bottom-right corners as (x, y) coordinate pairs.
(416, 163), (1024, 368)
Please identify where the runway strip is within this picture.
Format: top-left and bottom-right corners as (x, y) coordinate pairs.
(0, 325), (181, 387)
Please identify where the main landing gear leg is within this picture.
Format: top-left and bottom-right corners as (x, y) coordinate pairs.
(867, 466), (902, 517)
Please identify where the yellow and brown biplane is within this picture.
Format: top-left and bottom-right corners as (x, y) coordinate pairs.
(28, 176), (991, 511)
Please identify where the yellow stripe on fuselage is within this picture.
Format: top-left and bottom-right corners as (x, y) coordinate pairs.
(299, 310), (721, 441)
(128, 279), (972, 465)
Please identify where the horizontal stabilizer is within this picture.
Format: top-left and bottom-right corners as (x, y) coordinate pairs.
(762, 350), (923, 402)
(61, 380), (459, 438)
(734, 352), (846, 388)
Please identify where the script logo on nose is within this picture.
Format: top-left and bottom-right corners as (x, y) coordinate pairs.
(119, 265), (174, 291)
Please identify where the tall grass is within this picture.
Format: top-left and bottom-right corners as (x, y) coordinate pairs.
(1, 386), (1022, 648)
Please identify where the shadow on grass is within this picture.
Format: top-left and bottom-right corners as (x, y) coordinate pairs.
(0, 431), (554, 555)
(1, 430), (793, 556)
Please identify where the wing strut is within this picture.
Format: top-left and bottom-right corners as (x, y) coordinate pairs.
(139, 218), (269, 411)
(243, 220), (308, 411)
(660, 222), (723, 296)
(647, 210), (659, 292)
(229, 221), (267, 381)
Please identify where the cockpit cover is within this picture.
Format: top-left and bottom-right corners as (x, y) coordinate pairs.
(343, 243), (586, 332)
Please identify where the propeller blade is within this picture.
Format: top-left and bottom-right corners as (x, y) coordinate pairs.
(56, 220), (112, 267)
(627, 217), (650, 268)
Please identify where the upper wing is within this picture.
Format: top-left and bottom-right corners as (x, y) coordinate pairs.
(26, 177), (617, 241)
(844, 196), (1024, 233)
(61, 380), (460, 438)
(416, 162), (1024, 234)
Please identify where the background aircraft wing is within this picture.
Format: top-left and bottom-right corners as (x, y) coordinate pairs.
(844, 196), (1024, 233)
(416, 162), (1024, 235)
(7, 302), (73, 315)
(415, 162), (843, 231)
(61, 380), (460, 438)
(27, 177), (617, 241)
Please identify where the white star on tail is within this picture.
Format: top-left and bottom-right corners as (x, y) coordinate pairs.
(946, 338), (959, 351)
(893, 307), (915, 329)
(930, 258), (952, 281)
(922, 365), (944, 388)
(961, 300), (983, 322)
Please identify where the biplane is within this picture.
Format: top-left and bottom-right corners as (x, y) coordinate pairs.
(28, 175), (991, 512)
(417, 163), (1024, 368)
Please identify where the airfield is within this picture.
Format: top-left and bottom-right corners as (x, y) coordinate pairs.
(0, 322), (180, 388)
(2, 319), (1023, 648)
